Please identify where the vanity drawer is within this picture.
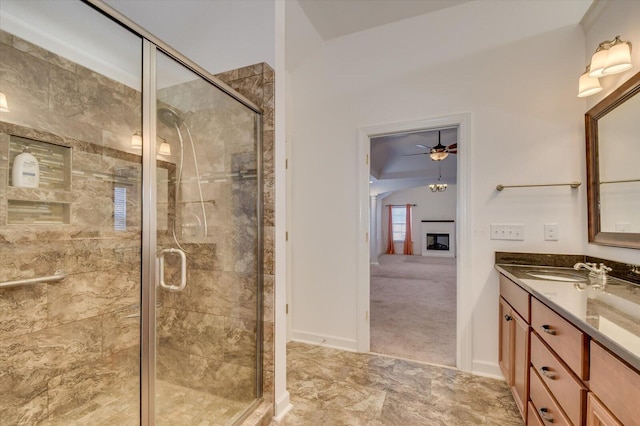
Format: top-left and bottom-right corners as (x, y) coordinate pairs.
(500, 274), (530, 322)
(590, 341), (640, 426)
(527, 401), (544, 426)
(530, 332), (586, 425)
(531, 297), (588, 380)
(529, 367), (571, 426)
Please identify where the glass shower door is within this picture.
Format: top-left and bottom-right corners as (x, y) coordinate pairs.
(152, 50), (262, 424)
(0, 1), (143, 424)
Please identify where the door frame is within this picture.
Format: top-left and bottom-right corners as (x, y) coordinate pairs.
(356, 113), (472, 372)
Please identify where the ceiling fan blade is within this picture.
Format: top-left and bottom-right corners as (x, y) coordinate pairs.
(415, 144), (430, 150)
(402, 152), (429, 156)
(447, 143), (457, 150)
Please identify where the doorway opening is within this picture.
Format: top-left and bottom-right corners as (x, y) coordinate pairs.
(356, 113), (472, 372)
(369, 127), (458, 366)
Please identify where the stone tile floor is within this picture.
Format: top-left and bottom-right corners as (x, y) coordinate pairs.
(46, 379), (250, 425)
(277, 342), (523, 425)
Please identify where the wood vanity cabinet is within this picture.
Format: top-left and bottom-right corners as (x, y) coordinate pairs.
(589, 341), (640, 426)
(498, 271), (640, 426)
(499, 275), (530, 421)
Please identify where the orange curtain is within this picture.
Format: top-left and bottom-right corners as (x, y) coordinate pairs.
(386, 205), (395, 254)
(403, 204), (413, 255)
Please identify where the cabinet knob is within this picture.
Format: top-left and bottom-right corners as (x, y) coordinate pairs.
(540, 366), (556, 380)
(539, 407), (554, 423)
(504, 314), (513, 322)
(541, 325), (556, 335)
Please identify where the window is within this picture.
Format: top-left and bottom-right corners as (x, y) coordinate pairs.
(392, 206), (407, 241)
(114, 186), (127, 231)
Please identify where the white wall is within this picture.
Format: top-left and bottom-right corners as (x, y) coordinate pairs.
(289, 0), (591, 372)
(582, 0), (640, 263)
(380, 185), (457, 256)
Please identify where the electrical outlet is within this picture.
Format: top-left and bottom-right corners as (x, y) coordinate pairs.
(490, 224), (525, 241)
(615, 222), (630, 232)
(544, 223), (558, 241)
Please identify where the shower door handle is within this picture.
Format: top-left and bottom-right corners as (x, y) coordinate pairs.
(158, 248), (187, 292)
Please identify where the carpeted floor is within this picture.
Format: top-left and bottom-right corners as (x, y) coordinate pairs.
(370, 254), (456, 366)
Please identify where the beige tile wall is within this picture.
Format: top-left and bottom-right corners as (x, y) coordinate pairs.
(0, 30), (142, 424)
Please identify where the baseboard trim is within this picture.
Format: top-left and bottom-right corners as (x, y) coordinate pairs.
(472, 360), (504, 380)
(273, 391), (292, 422)
(291, 330), (358, 352)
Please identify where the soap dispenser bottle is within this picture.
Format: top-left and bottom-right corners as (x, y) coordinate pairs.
(12, 146), (40, 188)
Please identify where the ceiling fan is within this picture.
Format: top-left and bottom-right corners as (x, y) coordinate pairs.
(404, 130), (457, 161)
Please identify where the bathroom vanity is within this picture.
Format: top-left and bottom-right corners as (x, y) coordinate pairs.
(495, 256), (640, 426)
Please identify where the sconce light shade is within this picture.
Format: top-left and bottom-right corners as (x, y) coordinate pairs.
(158, 141), (171, 155)
(0, 92), (9, 112)
(588, 48), (609, 78)
(429, 151), (448, 161)
(131, 131), (142, 149)
(578, 70), (603, 97)
(602, 40), (632, 75)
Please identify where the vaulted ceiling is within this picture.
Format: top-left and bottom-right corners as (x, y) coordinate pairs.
(370, 128), (458, 196)
(297, 0), (474, 40)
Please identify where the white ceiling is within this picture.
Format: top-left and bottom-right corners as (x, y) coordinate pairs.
(370, 128), (458, 196)
(297, 0), (474, 40)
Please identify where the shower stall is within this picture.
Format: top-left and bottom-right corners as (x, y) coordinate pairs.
(0, 1), (264, 424)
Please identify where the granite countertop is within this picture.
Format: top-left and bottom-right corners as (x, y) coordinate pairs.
(496, 263), (640, 373)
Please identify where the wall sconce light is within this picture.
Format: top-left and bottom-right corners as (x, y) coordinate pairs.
(131, 131), (142, 149)
(578, 65), (603, 98)
(579, 36), (633, 97)
(158, 138), (171, 155)
(429, 183), (447, 192)
(0, 92), (9, 112)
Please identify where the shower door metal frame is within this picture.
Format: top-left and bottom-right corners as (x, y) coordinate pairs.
(81, 1), (265, 425)
(140, 39), (157, 425)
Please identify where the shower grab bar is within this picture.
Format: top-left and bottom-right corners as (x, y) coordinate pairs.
(0, 270), (67, 289)
(158, 248), (187, 292)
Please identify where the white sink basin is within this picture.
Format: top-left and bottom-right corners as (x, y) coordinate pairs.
(525, 270), (586, 282)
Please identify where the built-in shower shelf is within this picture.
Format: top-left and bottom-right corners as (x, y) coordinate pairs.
(6, 186), (73, 203)
(5, 135), (73, 225)
(6, 199), (71, 225)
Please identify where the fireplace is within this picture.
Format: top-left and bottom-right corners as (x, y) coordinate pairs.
(421, 220), (455, 257)
(427, 233), (450, 251)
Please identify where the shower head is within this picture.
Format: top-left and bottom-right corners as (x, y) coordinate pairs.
(158, 107), (182, 128)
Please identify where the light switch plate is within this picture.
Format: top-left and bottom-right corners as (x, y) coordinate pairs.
(490, 224), (524, 241)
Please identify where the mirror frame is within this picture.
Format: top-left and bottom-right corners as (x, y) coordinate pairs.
(586, 70), (640, 249)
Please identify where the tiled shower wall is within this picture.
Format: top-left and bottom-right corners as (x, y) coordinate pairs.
(0, 30), (141, 424)
(216, 63), (276, 412)
(154, 76), (260, 401)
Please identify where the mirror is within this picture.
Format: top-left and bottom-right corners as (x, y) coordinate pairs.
(586, 71), (640, 249)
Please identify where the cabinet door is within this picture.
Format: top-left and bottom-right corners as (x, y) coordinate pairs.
(512, 310), (529, 419)
(587, 393), (622, 426)
(499, 297), (514, 384)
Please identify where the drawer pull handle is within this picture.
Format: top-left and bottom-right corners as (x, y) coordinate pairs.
(504, 314), (513, 322)
(540, 366), (556, 379)
(541, 325), (556, 335)
(539, 408), (554, 423)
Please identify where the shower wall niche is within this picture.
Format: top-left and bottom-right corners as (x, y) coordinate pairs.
(6, 135), (72, 224)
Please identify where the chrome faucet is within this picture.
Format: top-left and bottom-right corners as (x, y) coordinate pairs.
(574, 262), (612, 286)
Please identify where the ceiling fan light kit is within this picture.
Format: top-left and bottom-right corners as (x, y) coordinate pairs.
(406, 130), (457, 161)
(429, 150), (449, 161)
(578, 36), (632, 97)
